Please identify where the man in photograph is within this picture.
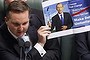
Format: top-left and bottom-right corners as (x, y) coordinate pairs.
(51, 3), (73, 31)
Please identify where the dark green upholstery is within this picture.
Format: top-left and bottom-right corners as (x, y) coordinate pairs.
(58, 34), (78, 60)
(0, 0), (4, 11)
(0, 0), (4, 25)
(27, 0), (42, 10)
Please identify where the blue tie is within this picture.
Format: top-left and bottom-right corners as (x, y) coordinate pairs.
(60, 14), (64, 25)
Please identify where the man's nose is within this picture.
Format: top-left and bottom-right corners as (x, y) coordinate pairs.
(18, 25), (24, 30)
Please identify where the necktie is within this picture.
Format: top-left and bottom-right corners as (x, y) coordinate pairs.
(60, 14), (64, 25)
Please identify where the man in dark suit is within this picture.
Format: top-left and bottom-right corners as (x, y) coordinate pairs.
(75, 32), (90, 60)
(0, 1), (60, 60)
(51, 3), (73, 31)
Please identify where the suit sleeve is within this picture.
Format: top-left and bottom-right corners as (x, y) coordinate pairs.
(0, 43), (43, 60)
(66, 13), (73, 29)
(75, 32), (90, 60)
(28, 38), (60, 60)
(51, 17), (55, 31)
(42, 38), (60, 60)
(24, 38), (61, 60)
(28, 26), (60, 60)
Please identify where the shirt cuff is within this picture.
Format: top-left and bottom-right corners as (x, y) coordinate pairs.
(34, 43), (46, 57)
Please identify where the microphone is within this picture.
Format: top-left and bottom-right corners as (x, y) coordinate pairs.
(24, 41), (30, 48)
(17, 38), (24, 60)
(24, 41), (30, 60)
(22, 35), (32, 51)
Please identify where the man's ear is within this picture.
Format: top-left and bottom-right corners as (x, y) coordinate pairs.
(4, 17), (9, 23)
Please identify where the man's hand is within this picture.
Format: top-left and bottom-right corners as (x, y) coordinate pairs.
(37, 26), (51, 47)
(61, 25), (67, 30)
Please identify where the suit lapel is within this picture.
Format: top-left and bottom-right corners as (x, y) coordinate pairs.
(56, 14), (62, 26)
(14, 44), (20, 55)
(63, 12), (67, 24)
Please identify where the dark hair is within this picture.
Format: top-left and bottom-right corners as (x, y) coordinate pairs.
(56, 3), (63, 8)
(6, 1), (30, 18)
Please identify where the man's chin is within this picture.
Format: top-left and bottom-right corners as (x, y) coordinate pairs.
(16, 34), (24, 37)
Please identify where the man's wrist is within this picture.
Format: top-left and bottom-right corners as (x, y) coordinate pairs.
(34, 43), (46, 57)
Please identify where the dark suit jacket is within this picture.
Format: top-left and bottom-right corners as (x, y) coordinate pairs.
(0, 23), (60, 60)
(51, 12), (73, 31)
(29, 14), (44, 29)
(75, 32), (90, 60)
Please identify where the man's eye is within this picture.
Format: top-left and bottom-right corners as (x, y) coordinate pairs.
(12, 23), (20, 26)
(23, 22), (27, 25)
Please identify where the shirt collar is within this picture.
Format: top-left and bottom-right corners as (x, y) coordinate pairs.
(58, 12), (64, 17)
(58, 12), (63, 15)
(8, 27), (29, 42)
